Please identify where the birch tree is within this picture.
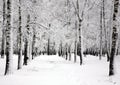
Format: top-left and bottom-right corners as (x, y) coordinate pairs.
(109, 0), (119, 76)
(72, 0), (87, 65)
(17, 0), (23, 70)
(32, 26), (36, 59)
(23, 14), (30, 65)
(1, 0), (6, 58)
(74, 21), (77, 62)
(5, 0), (13, 75)
(99, 2), (103, 60)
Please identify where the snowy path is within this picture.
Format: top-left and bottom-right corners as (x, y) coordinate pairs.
(0, 55), (119, 85)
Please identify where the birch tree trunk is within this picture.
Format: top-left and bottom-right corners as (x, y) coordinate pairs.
(76, 0), (82, 65)
(27, 14), (30, 60)
(65, 44), (68, 60)
(23, 14), (30, 65)
(47, 38), (50, 55)
(32, 17), (37, 59)
(102, 0), (109, 61)
(74, 40), (77, 62)
(99, 4), (103, 60)
(29, 41), (32, 60)
(17, 0), (22, 70)
(68, 45), (71, 61)
(109, 0), (119, 76)
(23, 40), (28, 65)
(74, 21), (77, 63)
(1, 0), (6, 58)
(32, 31), (36, 59)
(5, 0), (13, 75)
(60, 41), (63, 57)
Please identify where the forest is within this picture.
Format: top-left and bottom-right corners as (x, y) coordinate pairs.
(0, 0), (120, 85)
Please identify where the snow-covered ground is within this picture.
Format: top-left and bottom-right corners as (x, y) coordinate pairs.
(0, 54), (120, 85)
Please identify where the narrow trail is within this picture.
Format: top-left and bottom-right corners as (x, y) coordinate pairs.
(0, 55), (116, 85)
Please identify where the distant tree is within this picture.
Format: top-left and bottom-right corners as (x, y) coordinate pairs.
(47, 38), (50, 55)
(65, 43), (68, 60)
(32, 17), (37, 59)
(32, 29), (36, 59)
(68, 45), (71, 61)
(58, 41), (63, 57)
(99, 2), (103, 60)
(74, 21), (77, 63)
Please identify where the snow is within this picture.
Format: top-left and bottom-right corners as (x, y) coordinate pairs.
(0, 54), (120, 85)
